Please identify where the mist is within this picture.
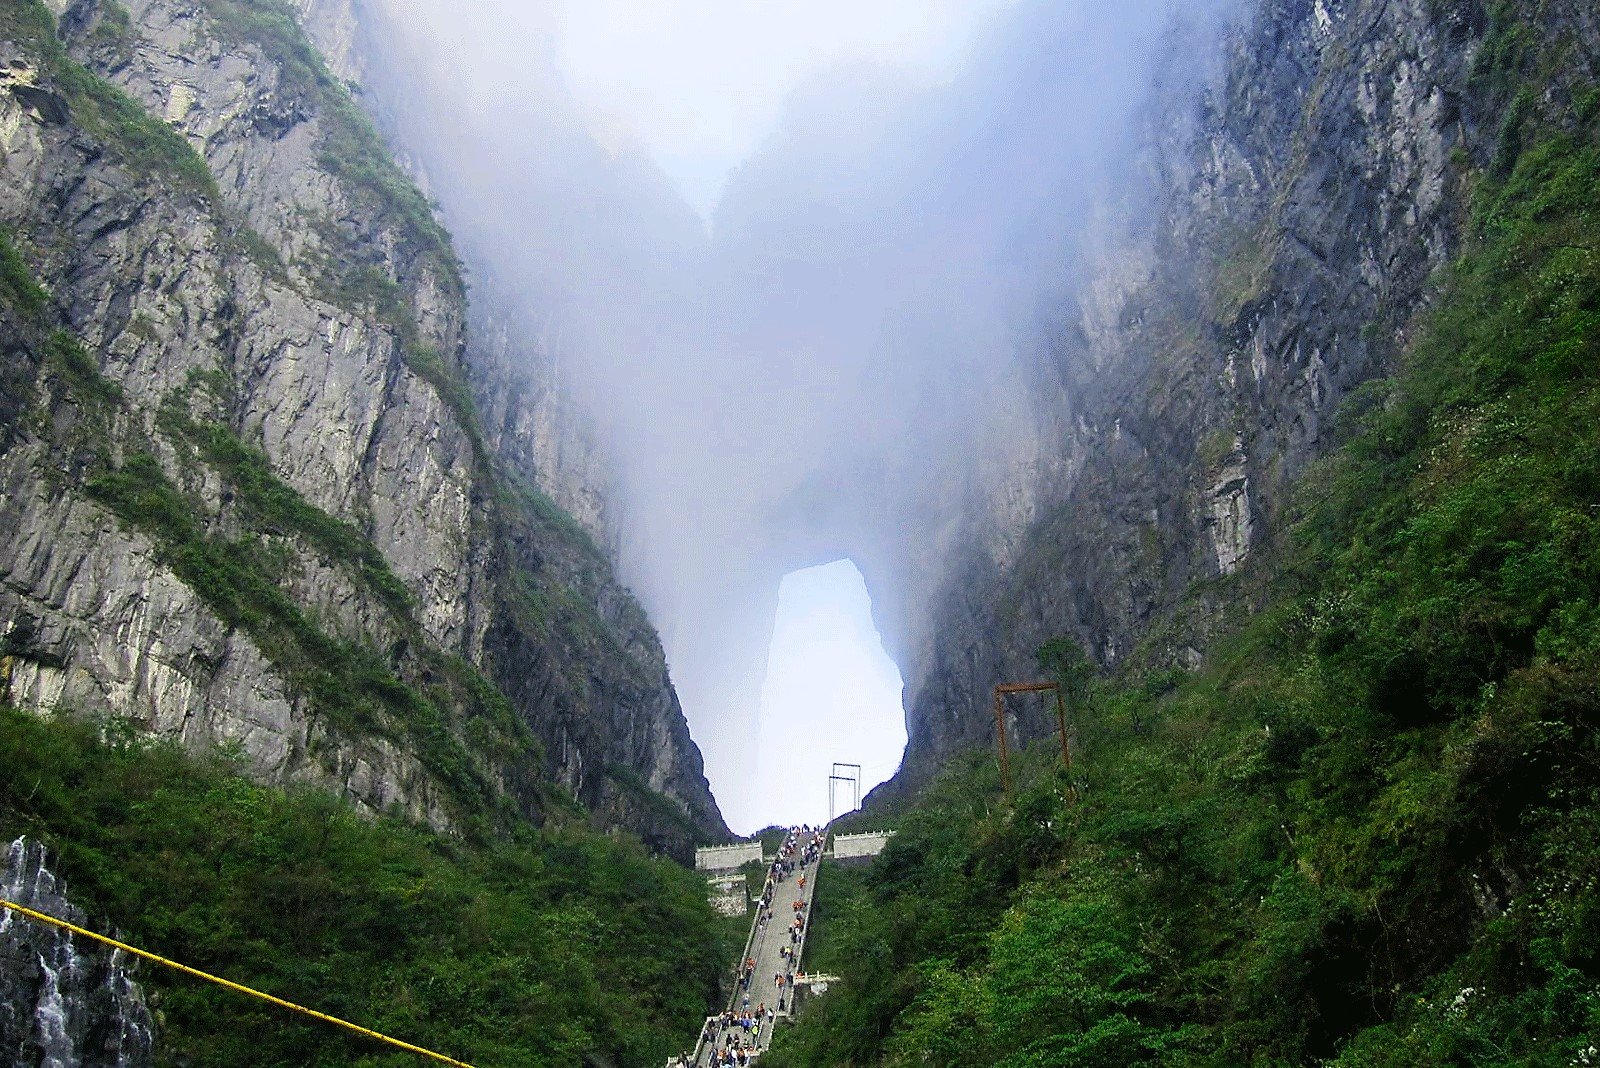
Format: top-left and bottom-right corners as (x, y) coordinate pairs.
(349, 0), (1236, 831)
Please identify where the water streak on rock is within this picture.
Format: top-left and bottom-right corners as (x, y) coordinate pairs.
(0, 837), (155, 1068)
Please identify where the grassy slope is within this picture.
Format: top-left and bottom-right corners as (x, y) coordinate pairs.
(0, 708), (730, 1067)
(766, 19), (1600, 1068)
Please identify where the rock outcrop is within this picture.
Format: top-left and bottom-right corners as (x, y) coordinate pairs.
(0, 837), (154, 1068)
(0, 0), (725, 853)
(883, 0), (1600, 796)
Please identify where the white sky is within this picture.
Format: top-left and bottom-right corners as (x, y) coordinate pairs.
(744, 560), (906, 833)
(552, 0), (1018, 216)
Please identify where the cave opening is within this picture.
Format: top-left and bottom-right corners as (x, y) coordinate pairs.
(742, 559), (906, 833)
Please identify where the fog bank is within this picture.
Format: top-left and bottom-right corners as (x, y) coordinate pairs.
(350, 0), (1235, 829)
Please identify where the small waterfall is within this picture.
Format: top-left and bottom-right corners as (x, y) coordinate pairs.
(35, 941), (74, 1068)
(0, 837), (155, 1067)
(103, 950), (154, 1068)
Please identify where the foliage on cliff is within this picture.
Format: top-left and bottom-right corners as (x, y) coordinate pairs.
(0, 219), (527, 828)
(1, 6), (734, 1057)
(0, 2), (217, 199)
(2, 0), (724, 847)
(766, 28), (1600, 1068)
(0, 707), (730, 1067)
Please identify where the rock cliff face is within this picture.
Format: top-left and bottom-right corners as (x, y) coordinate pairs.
(0, 838), (154, 1068)
(291, 0), (624, 554)
(885, 0), (1600, 796)
(0, 0), (724, 852)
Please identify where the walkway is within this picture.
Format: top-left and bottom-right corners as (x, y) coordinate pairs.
(683, 826), (826, 1067)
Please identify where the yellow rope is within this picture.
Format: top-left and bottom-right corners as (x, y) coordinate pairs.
(0, 897), (476, 1068)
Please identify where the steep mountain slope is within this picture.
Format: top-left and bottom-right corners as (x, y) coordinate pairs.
(770, 4), (1600, 1062)
(886, 0), (1600, 800)
(0, 0), (724, 852)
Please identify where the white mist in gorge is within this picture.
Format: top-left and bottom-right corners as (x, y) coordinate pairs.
(355, 0), (1234, 831)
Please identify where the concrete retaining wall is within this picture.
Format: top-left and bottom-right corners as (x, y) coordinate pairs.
(831, 831), (894, 859)
(695, 842), (763, 871)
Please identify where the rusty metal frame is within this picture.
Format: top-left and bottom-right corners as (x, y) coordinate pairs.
(992, 681), (1073, 798)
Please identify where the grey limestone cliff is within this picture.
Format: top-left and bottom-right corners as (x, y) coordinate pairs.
(883, 0), (1600, 797)
(0, 0), (724, 853)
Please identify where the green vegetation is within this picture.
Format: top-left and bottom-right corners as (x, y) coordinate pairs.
(156, 376), (413, 619)
(604, 762), (703, 843)
(0, 707), (723, 1067)
(81, 0), (137, 67)
(0, 1), (217, 200)
(194, 0), (461, 293)
(504, 472), (607, 559)
(755, 826), (792, 855)
(0, 226), (49, 323)
(1209, 225), (1274, 321)
(402, 343), (491, 464)
(740, 857), (769, 900)
(800, 861), (870, 977)
(85, 449), (507, 813)
(767, 32), (1600, 1068)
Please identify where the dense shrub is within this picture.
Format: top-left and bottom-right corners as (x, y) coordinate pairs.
(0, 708), (730, 1067)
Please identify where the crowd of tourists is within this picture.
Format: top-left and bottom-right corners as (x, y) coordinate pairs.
(681, 824), (829, 1066)
(694, 1005), (771, 1065)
